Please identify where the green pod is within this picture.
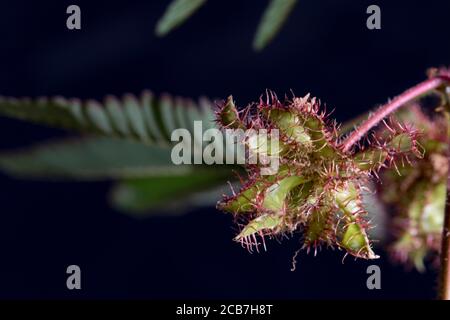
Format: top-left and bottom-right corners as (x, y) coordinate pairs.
(218, 164), (301, 214)
(218, 181), (261, 214)
(304, 207), (333, 246)
(246, 130), (284, 160)
(395, 179), (445, 270)
(340, 223), (377, 258)
(421, 181), (446, 234)
(262, 175), (308, 211)
(334, 182), (378, 259)
(218, 96), (245, 129)
(235, 213), (282, 240)
(389, 133), (417, 153)
(354, 149), (388, 171)
(354, 132), (419, 171)
(302, 116), (336, 158)
(264, 107), (338, 158)
(263, 109), (313, 146)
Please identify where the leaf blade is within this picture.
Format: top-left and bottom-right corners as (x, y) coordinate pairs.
(0, 92), (217, 148)
(253, 0), (298, 51)
(0, 137), (193, 180)
(155, 0), (207, 37)
(110, 171), (232, 215)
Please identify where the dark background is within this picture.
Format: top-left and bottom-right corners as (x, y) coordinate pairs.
(0, 0), (448, 299)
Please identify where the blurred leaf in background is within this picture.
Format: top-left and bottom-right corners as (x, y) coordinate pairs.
(156, 0), (208, 37)
(0, 91), (234, 216)
(253, 0), (298, 51)
(155, 0), (298, 51)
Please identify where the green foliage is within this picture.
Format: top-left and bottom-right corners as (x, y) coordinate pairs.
(155, 0), (207, 37)
(0, 75), (448, 271)
(0, 137), (188, 179)
(0, 92), (216, 147)
(0, 91), (229, 215)
(253, 0), (298, 51)
(155, 0), (298, 51)
(110, 170), (231, 215)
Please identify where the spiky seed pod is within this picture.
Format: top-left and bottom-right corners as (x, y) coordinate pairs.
(216, 96), (245, 130)
(216, 92), (421, 263)
(379, 107), (448, 271)
(353, 118), (423, 173)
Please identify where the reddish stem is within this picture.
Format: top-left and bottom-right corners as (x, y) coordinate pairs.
(440, 173), (450, 300)
(341, 75), (450, 152)
(440, 113), (450, 300)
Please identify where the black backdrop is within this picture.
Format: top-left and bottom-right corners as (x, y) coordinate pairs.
(0, 0), (449, 299)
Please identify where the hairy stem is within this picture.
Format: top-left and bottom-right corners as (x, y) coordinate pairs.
(440, 174), (450, 300)
(341, 75), (450, 152)
(440, 104), (450, 300)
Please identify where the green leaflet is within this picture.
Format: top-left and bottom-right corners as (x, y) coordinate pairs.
(0, 136), (234, 214)
(253, 0), (298, 50)
(110, 170), (231, 215)
(0, 91), (215, 148)
(0, 90), (230, 214)
(0, 137), (191, 179)
(154, 0), (297, 50)
(155, 0), (207, 36)
(0, 96), (85, 131)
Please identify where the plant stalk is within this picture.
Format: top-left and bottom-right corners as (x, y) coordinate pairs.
(440, 173), (450, 300)
(341, 75), (450, 152)
(440, 96), (450, 300)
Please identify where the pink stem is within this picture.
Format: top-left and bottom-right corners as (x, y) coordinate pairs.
(341, 75), (450, 152)
(440, 177), (450, 300)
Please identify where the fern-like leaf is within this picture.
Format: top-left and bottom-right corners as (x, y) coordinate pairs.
(0, 91), (216, 148)
(110, 173), (233, 215)
(155, 0), (207, 37)
(0, 136), (234, 214)
(253, 0), (298, 51)
(0, 137), (193, 179)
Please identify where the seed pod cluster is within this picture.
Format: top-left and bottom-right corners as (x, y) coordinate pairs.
(216, 93), (422, 260)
